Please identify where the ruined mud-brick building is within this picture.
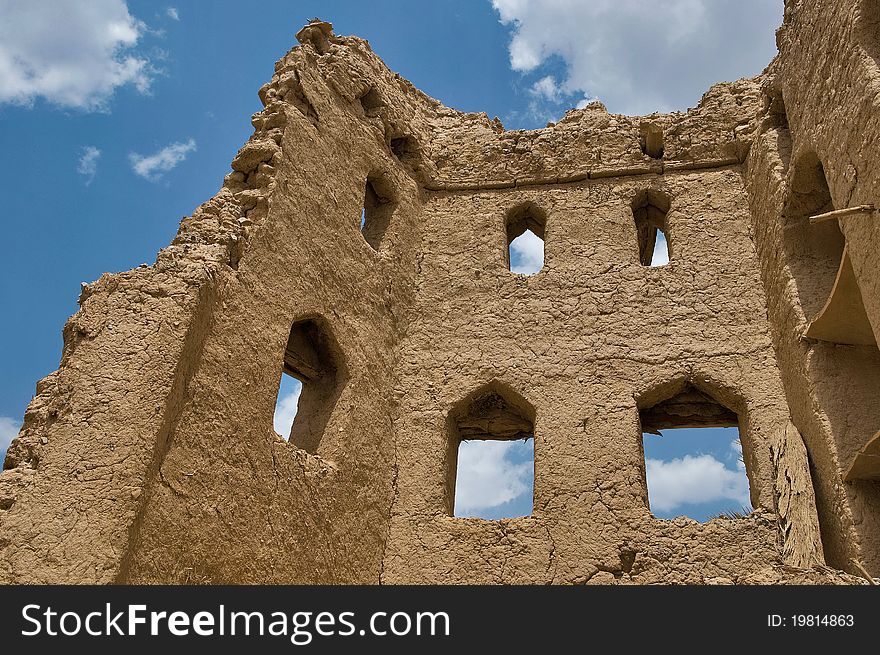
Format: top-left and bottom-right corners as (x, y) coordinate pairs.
(2, 1), (880, 585)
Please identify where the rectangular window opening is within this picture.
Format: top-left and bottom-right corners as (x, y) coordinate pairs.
(453, 437), (534, 519)
(643, 426), (752, 522)
(640, 384), (753, 522)
(448, 388), (536, 519)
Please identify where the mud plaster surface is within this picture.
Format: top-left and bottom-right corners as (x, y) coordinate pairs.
(1, 4), (878, 585)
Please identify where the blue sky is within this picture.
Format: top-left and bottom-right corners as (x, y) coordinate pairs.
(447, 428), (750, 522)
(644, 427), (751, 521)
(0, 1), (780, 518)
(455, 439), (534, 519)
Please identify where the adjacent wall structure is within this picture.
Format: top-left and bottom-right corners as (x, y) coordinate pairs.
(744, 0), (880, 575)
(0, 4), (877, 584)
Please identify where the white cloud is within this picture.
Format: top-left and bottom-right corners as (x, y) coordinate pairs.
(530, 75), (561, 102)
(646, 453), (751, 513)
(129, 138), (196, 181)
(509, 229), (544, 274)
(0, 415), (21, 463)
(0, 0), (154, 110)
(455, 440), (532, 513)
(166, 7), (179, 21)
(273, 378), (302, 440)
(492, 0), (782, 115)
(77, 146), (102, 185)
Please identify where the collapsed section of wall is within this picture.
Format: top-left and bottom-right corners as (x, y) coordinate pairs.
(0, 21), (432, 583)
(123, 23), (434, 584)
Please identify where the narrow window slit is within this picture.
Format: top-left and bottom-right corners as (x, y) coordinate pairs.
(632, 190), (672, 267)
(651, 228), (669, 267)
(360, 175), (396, 251)
(761, 88), (791, 173)
(389, 136), (418, 163)
(272, 318), (346, 453)
(639, 121), (664, 159)
(357, 87), (384, 117)
(273, 373), (303, 440)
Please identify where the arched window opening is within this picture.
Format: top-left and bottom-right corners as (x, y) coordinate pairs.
(782, 155), (877, 346)
(632, 190), (671, 267)
(782, 153), (845, 321)
(446, 384), (535, 519)
(639, 383), (753, 522)
(506, 202), (546, 275)
(360, 174), (396, 251)
(272, 318), (345, 453)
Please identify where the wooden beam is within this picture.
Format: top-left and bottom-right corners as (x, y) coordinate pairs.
(283, 348), (322, 380)
(640, 387), (738, 433)
(809, 204), (875, 224)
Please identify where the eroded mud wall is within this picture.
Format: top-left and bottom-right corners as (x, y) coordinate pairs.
(744, 0), (880, 575)
(2, 13), (863, 584)
(383, 86), (818, 584)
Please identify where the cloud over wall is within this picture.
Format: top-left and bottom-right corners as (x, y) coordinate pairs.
(492, 0), (783, 115)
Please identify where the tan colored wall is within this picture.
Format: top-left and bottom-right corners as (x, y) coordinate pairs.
(384, 166), (793, 583)
(743, 0), (880, 576)
(0, 11), (874, 584)
(124, 30), (434, 583)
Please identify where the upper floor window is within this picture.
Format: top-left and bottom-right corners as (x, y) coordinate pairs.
(632, 190), (671, 267)
(505, 202), (547, 275)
